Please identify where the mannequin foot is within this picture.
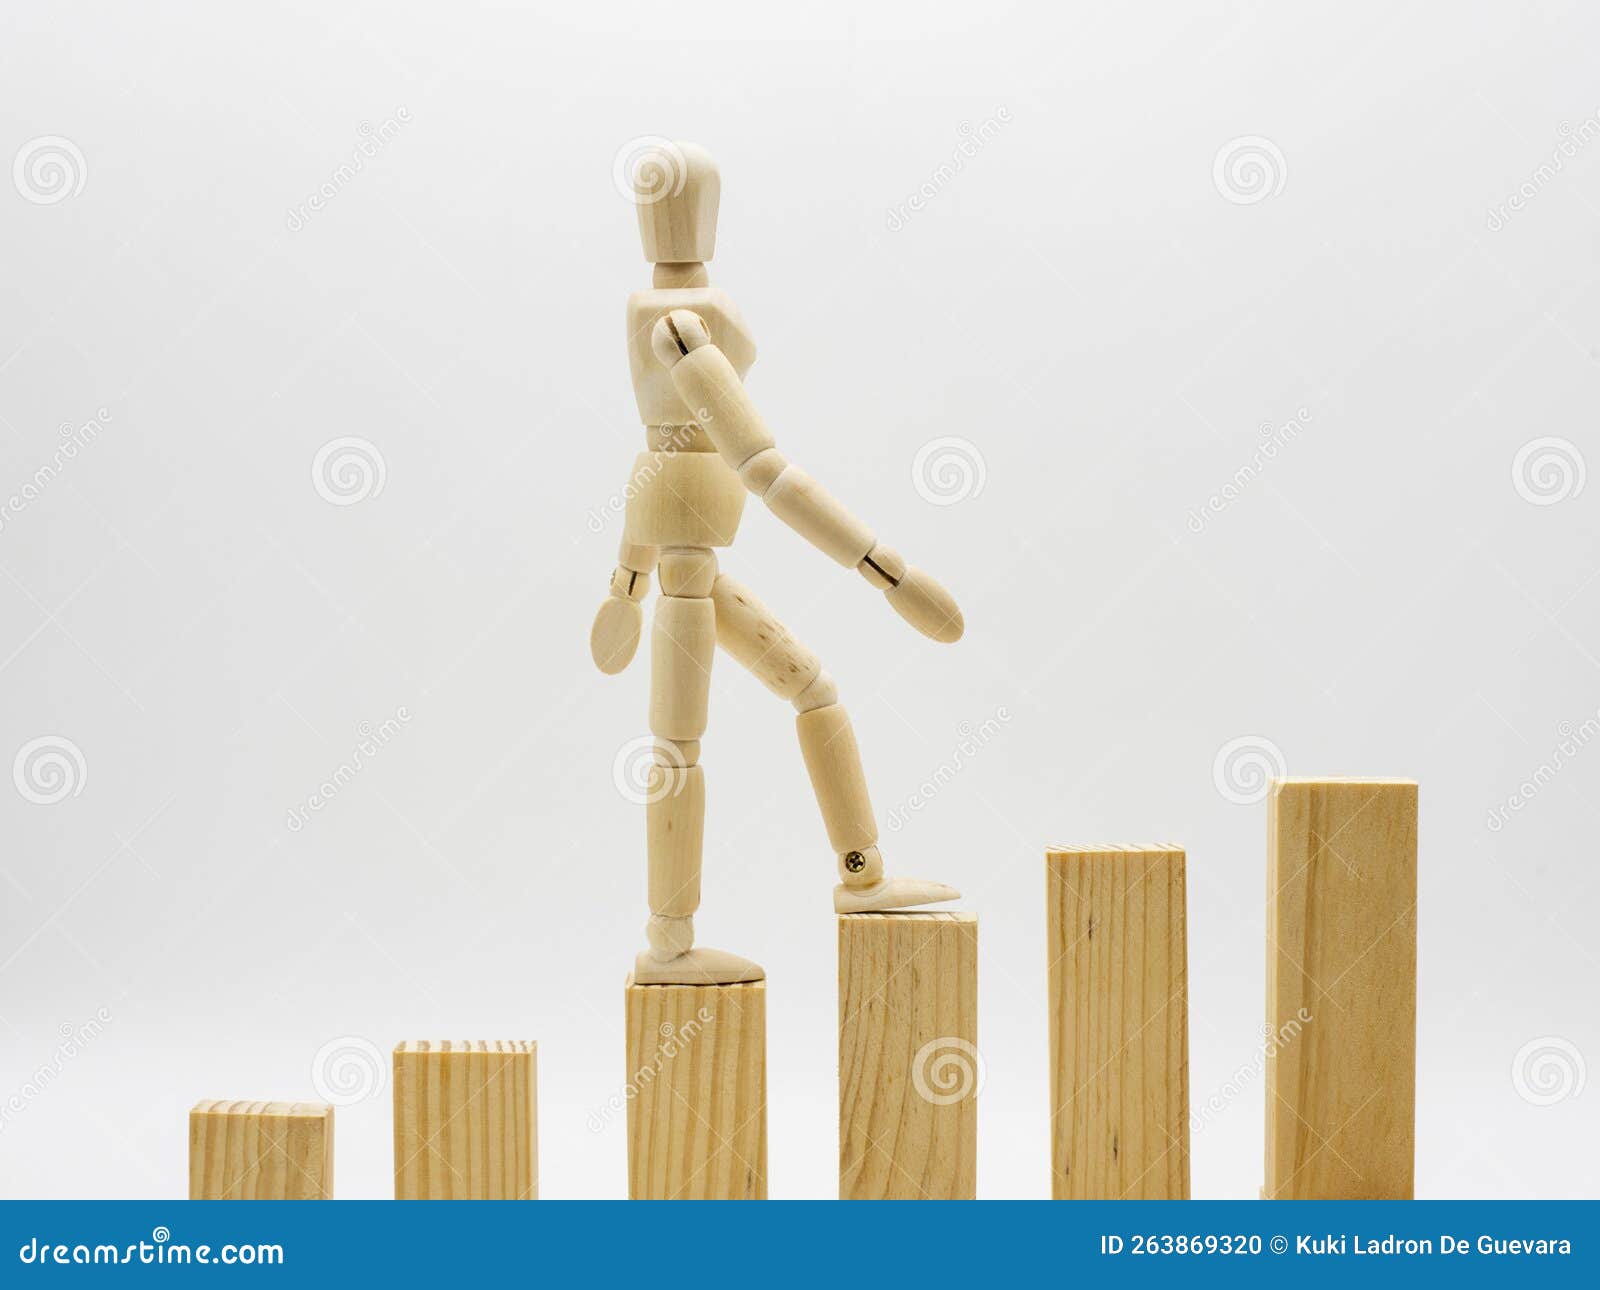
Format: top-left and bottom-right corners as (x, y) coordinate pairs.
(833, 876), (960, 914)
(633, 947), (765, 985)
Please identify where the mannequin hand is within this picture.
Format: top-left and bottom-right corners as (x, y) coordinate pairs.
(590, 593), (643, 674)
(885, 565), (963, 643)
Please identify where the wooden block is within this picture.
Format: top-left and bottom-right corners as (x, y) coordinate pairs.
(1046, 845), (1189, 1199)
(1265, 778), (1418, 1199)
(188, 1101), (332, 1200)
(392, 1041), (538, 1199)
(838, 912), (977, 1199)
(626, 979), (766, 1199)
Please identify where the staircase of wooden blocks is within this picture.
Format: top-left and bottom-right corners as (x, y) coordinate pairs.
(181, 778), (1415, 1200)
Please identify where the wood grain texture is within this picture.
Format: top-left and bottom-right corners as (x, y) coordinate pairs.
(1265, 778), (1417, 1199)
(626, 979), (767, 1199)
(1046, 845), (1189, 1199)
(838, 912), (977, 1199)
(188, 1101), (332, 1200)
(392, 1041), (538, 1200)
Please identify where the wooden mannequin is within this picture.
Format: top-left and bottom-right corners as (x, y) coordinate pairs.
(591, 141), (964, 985)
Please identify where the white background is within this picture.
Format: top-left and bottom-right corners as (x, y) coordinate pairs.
(0, 0), (1595, 1199)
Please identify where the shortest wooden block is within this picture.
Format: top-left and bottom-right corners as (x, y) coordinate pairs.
(393, 1041), (538, 1199)
(189, 1101), (333, 1200)
(626, 979), (767, 1200)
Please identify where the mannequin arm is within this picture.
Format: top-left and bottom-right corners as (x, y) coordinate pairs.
(589, 539), (656, 674)
(650, 310), (962, 643)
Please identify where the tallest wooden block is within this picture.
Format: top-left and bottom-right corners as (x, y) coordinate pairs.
(1265, 778), (1417, 1200)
